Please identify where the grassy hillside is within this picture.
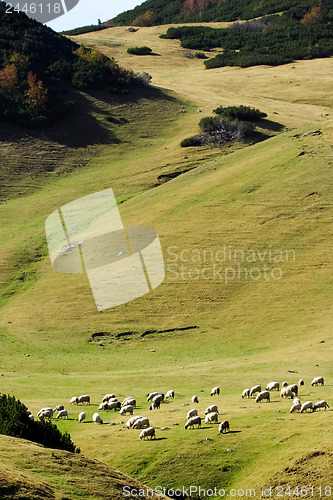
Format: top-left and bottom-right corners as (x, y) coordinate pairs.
(0, 23), (332, 499)
(0, 435), (170, 499)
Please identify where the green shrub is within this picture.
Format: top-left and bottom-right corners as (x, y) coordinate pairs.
(195, 52), (208, 59)
(180, 136), (203, 147)
(127, 46), (153, 55)
(199, 115), (254, 144)
(0, 394), (80, 453)
(213, 105), (267, 121)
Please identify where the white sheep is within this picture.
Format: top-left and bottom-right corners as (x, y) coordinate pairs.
(293, 397), (301, 406)
(249, 385), (261, 397)
(102, 394), (116, 402)
(78, 412), (85, 423)
(150, 400), (160, 410)
(282, 381), (288, 388)
(211, 386), (220, 396)
(242, 388), (250, 399)
(98, 402), (109, 411)
(255, 391), (270, 403)
(39, 409), (53, 419)
(70, 396), (78, 405)
(119, 405), (133, 416)
(218, 420), (230, 434)
(108, 401), (121, 411)
(280, 387), (294, 399)
(78, 395), (90, 405)
(191, 395), (199, 403)
(53, 405), (64, 412)
(300, 401), (313, 413)
(140, 427), (156, 440)
(311, 376), (324, 386)
(56, 410), (68, 419)
(313, 400), (330, 411)
(133, 417), (150, 429)
(165, 390), (175, 399)
(147, 392), (159, 402)
(287, 384), (298, 396)
(122, 397), (135, 406)
(298, 379), (304, 386)
(37, 407), (53, 418)
(93, 412), (103, 424)
(187, 409), (198, 420)
(126, 416), (142, 429)
(185, 416), (201, 429)
(290, 403), (301, 413)
(205, 412), (218, 424)
(266, 381), (279, 391)
(152, 394), (164, 404)
(205, 404), (218, 415)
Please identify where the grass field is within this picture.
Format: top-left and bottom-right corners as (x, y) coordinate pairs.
(0, 23), (332, 499)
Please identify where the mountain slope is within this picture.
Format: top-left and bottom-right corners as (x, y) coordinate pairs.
(112, 0), (331, 25)
(0, 435), (170, 499)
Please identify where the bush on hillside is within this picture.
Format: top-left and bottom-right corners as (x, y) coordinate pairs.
(180, 135), (204, 147)
(213, 105), (267, 121)
(0, 394), (80, 453)
(127, 46), (153, 55)
(199, 115), (255, 144)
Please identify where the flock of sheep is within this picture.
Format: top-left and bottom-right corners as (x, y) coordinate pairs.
(28, 376), (329, 442)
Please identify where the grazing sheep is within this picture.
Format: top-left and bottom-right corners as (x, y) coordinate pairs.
(187, 409), (198, 420)
(287, 384), (298, 396)
(313, 400), (330, 411)
(250, 385), (261, 397)
(280, 387), (294, 399)
(98, 402), (109, 412)
(211, 386), (220, 396)
(56, 410), (68, 419)
(192, 395), (199, 404)
(242, 388), (250, 399)
(93, 412), (103, 424)
(102, 394), (116, 402)
(205, 412), (218, 424)
(311, 376), (324, 386)
(28, 414), (34, 421)
(37, 408), (53, 418)
(298, 379), (304, 386)
(150, 400), (160, 410)
(266, 381), (279, 391)
(147, 392), (159, 402)
(70, 397), (78, 405)
(133, 417), (150, 429)
(185, 416), (201, 429)
(39, 409), (53, 419)
(293, 398), (301, 406)
(282, 381), (288, 388)
(152, 394), (164, 405)
(255, 391), (270, 403)
(300, 401), (313, 413)
(165, 390), (175, 399)
(218, 421), (230, 434)
(140, 427), (156, 440)
(120, 405), (133, 416)
(290, 403), (301, 413)
(78, 395), (90, 405)
(108, 401), (121, 411)
(78, 412), (85, 423)
(122, 398), (136, 407)
(205, 404), (218, 415)
(126, 416), (143, 429)
(53, 405), (64, 412)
